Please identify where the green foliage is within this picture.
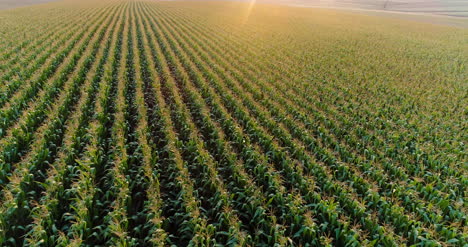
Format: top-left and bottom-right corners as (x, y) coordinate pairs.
(0, 0), (465, 246)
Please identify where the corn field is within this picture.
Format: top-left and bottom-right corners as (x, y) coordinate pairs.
(0, 0), (466, 246)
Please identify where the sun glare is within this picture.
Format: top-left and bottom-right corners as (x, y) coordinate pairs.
(242, 0), (257, 24)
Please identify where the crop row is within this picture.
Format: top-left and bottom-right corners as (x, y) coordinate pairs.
(0, 1), (465, 246)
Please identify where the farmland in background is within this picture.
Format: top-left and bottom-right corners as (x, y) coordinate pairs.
(0, 0), (466, 246)
(0, 0), (58, 10)
(263, 0), (468, 17)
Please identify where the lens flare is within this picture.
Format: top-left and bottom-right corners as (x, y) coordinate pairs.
(242, 0), (257, 24)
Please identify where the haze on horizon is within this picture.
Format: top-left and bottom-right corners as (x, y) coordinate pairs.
(1, 0), (468, 17)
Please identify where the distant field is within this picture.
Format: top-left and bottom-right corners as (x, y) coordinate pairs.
(266, 0), (468, 17)
(0, 0), (466, 246)
(0, 0), (58, 10)
(204, 0), (468, 27)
